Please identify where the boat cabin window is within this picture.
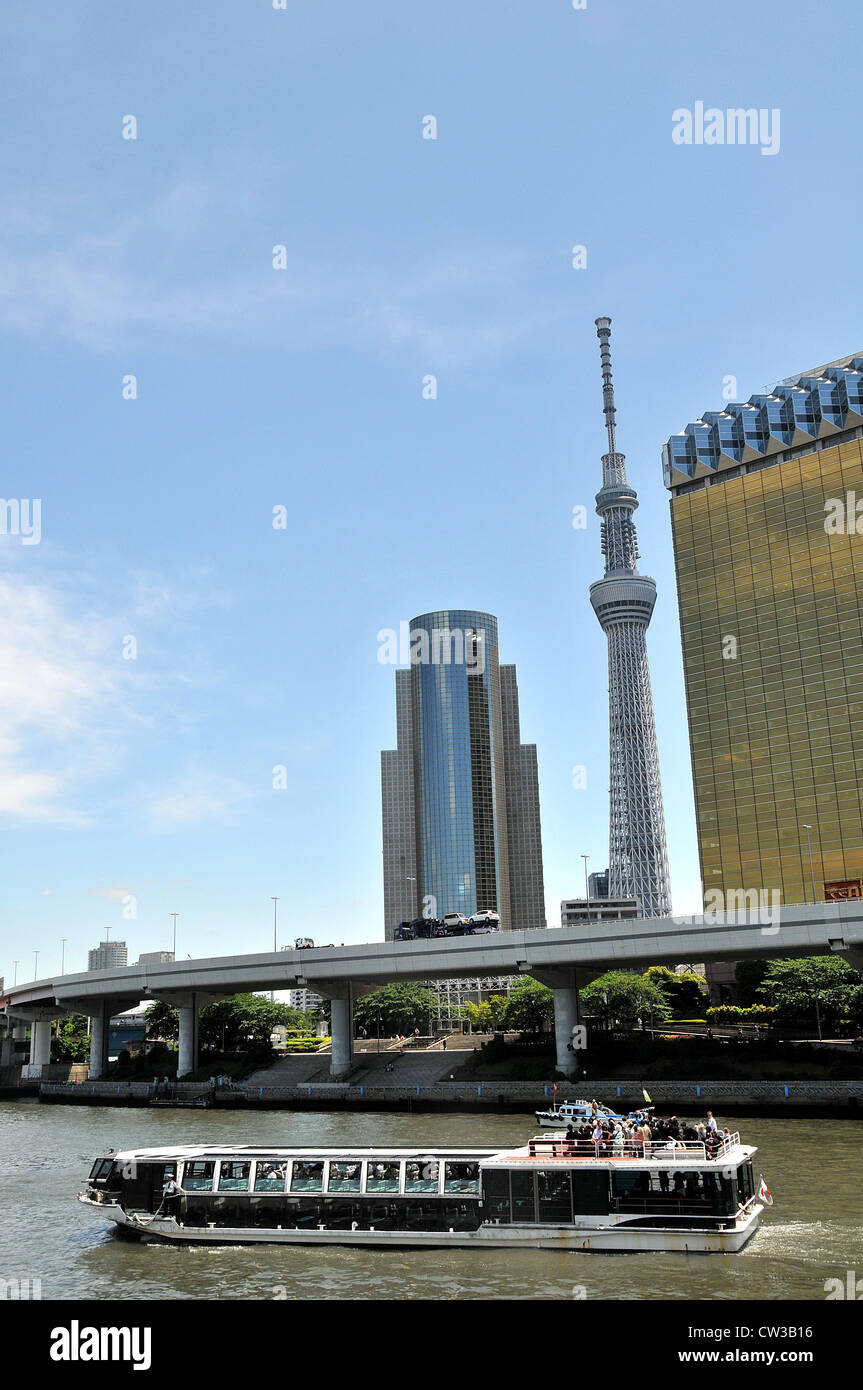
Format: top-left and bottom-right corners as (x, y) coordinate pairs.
(183, 1161), (216, 1192)
(89, 1158), (117, 1183)
(366, 1162), (400, 1193)
(254, 1161), (287, 1192)
(218, 1161), (251, 1192)
(406, 1160), (439, 1193)
(328, 1162), (362, 1192)
(443, 1162), (479, 1195)
(480, 1168), (511, 1221)
(737, 1162), (754, 1206)
(610, 1169), (734, 1215)
(291, 1161), (324, 1192)
(481, 1168), (608, 1224)
(537, 1170), (573, 1224)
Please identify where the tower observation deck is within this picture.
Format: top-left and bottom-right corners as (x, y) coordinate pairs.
(589, 317), (671, 917)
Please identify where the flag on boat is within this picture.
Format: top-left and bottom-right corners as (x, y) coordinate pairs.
(758, 1176), (774, 1206)
(642, 1088), (652, 1104)
(553, 1083), (557, 1094)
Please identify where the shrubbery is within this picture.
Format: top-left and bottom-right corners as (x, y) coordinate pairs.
(705, 1004), (777, 1023)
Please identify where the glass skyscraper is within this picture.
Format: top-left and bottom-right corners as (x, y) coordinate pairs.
(381, 609), (546, 937)
(663, 351), (863, 909)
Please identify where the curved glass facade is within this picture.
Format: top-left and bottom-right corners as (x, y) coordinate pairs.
(410, 610), (509, 925)
(381, 609), (546, 937)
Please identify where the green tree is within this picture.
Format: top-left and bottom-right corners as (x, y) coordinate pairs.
(757, 957), (862, 1031)
(198, 994), (298, 1049)
(144, 1000), (179, 1041)
(353, 983), (437, 1036)
(735, 959), (770, 1007)
(643, 965), (707, 1017)
(580, 971), (671, 1029)
(464, 1000), (493, 1033)
(504, 979), (553, 1033)
(51, 1014), (91, 1062)
(144, 993), (301, 1052)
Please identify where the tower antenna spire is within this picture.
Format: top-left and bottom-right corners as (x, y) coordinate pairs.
(595, 315), (618, 458)
(589, 316), (671, 918)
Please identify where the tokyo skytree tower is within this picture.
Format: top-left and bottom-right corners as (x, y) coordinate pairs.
(589, 317), (671, 917)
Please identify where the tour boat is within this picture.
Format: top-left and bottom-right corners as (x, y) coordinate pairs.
(78, 1130), (766, 1253)
(534, 1099), (628, 1128)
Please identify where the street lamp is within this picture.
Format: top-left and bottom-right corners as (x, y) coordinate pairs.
(802, 825), (817, 905)
(271, 898), (279, 1003)
(12, 960), (19, 985)
(813, 990), (823, 1043)
(60, 938), (67, 974)
(33, 950), (39, 980)
(581, 854), (591, 927)
(171, 913), (178, 958)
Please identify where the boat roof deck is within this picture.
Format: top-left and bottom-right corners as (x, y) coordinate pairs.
(481, 1134), (754, 1168)
(105, 1135), (754, 1168)
(109, 1145), (503, 1162)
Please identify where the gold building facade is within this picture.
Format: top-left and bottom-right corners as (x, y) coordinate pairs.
(663, 355), (863, 910)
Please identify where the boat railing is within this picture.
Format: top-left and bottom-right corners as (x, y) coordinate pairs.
(645, 1133), (740, 1161)
(527, 1132), (741, 1162)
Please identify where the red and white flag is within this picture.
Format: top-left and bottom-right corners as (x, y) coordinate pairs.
(758, 1176), (774, 1206)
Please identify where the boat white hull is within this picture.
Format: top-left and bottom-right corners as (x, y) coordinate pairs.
(83, 1198), (761, 1254)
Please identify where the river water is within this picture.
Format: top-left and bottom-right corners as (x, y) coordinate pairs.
(1, 1101), (860, 1301)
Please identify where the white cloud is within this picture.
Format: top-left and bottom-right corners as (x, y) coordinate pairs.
(0, 573), (128, 823)
(0, 567), (231, 827)
(0, 184), (560, 367)
(145, 772), (257, 830)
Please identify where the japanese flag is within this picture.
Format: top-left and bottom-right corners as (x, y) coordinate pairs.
(758, 1176), (774, 1206)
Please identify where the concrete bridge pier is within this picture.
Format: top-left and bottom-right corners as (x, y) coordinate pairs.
(89, 1002), (110, 1080)
(177, 997), (200, 1078)
(328, 987), (354, 1078)
(29, 1019), (52, 1069)
(530, 967), (583, 1078)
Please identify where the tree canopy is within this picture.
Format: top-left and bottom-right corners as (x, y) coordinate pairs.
(503, 979), (554, 1033)
(353, 983), (437, 1036)
(643, 965), (707, 1017)
(757, 956), (862, 1030)
(144, 993), (317, 1051)
(579, 971), (671, 1028)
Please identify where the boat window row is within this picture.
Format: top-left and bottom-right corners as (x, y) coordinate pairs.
(178, 1198), (483, 1233)
(177, 1158), (481, 1197)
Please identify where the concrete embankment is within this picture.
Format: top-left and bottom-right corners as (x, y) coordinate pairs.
(35, 1076), (863, 1116)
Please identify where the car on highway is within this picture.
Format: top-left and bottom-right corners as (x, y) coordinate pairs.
(468, 910), (500, 933)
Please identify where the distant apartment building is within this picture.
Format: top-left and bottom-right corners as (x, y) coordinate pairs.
(588, 869), (609, 900)
(560, 897), (639, 929)
(381, 610), (546, 939)
(287, 988), (323, 1013)
(87, 940), (128, 971)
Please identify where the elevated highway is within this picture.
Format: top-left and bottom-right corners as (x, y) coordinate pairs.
(3, 901), (861, 1077)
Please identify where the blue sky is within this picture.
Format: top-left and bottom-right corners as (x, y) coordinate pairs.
(2, 0), (861, 981)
